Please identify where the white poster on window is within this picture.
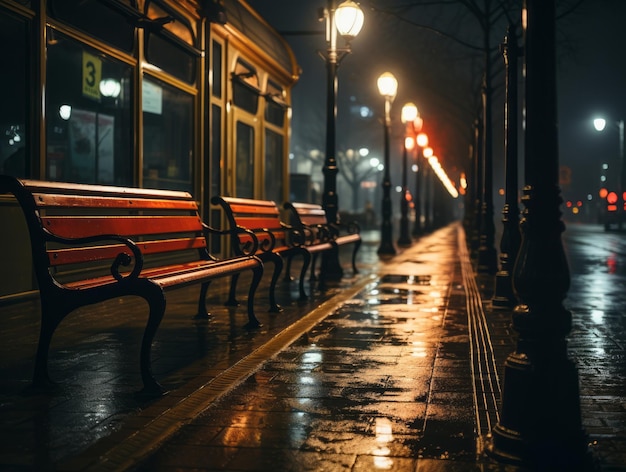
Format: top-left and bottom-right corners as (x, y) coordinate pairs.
(143, 80), (163, 115)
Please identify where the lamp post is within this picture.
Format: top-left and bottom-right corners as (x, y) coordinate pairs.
(593, 117), (625, 229)
(398, 102), (419, 246)
(320, 0), (364, 281)
(377, 72), (398, 256)
(412, 132), (428, 237)
(487, 0), (589, 467)
(422, 145), (434, 232)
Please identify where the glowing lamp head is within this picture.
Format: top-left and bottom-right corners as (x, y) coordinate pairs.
(416, 133), (428, 148)
(335, 1), (364, 40)
(593, 118), (607, 132)
(377, 72), (398, 101)
(401, 102), (418, 124)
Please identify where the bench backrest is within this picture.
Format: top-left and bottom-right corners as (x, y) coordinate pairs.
(211, 196), (287, 253)
(0, 176), (210, 284)
(284, 202), (328, 227)
(283, 202), (332, 244)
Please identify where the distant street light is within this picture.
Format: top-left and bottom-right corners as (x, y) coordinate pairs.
(377, 72), (398, 256)
(593, 116), (625, 229)
(320, 0), (364, 281)
(412, 131), (428, 237)
(398, 102), (419, 247)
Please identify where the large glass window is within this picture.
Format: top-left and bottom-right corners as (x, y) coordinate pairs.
(144, 1), (197, 84)
(0, 10), (29, 178)
(235, 121), (254, 198)
(264, 129), (284, 203)
(48, 0), (136, 53)
(232, 60), (259, 114)
(142, 77), (194, 192)
(211, 40), (222, 99)
(45, 30), (133, 185)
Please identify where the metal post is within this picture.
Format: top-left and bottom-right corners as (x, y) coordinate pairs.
(477, 71), (498, 274)
(487, 0), (590, 467)
(424, 160), (432, 232)
(619, 119), (625, 229)
(470, 119), (482, 259)
(398, 137), (412, 246)
(320, 0), (344, 281)
(412, 146), (423, 237)
(492, 26), (521, 309)
(378, 97), (396, 255)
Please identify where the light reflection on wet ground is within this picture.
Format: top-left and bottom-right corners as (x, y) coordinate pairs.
(138, 226), (480, 470)
(1, 224), (624, 470)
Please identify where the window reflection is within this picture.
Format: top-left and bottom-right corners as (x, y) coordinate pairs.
(45, 31), (133, 184)
(236, 121), (254, 198)
(142, 77), (193, 192)
(0, 11), (28, 178)
(264, 129), (283, 202)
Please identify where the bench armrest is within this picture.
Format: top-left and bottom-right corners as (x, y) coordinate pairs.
(203, 223), (260, 256)
(253, 228), (276, 253)
(330, 220), (361, 237)
(280, 222), (307, 247)
(41, 227), (144, 281)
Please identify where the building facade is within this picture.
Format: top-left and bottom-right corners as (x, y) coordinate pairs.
(0, 0), (299, 299)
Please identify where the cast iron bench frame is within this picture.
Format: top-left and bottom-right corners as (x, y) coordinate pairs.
(210, 196), (310, 311)
(0, 176), (263, 395)
(283, 202), (361, 280)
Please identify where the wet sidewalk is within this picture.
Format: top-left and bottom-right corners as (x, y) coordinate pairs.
(1, 222), (623, 471)
(132, 223), (491, 472)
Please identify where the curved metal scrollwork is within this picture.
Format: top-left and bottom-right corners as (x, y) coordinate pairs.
(236, 227), (260, 256)
(42, 228), (144, 281)
(257, 228), (275, 252)
(110, 239), (143, 281)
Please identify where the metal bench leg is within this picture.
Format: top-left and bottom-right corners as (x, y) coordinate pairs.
(352, 239), (362, 274)
(138, 282), (166, 397)
(225, 274), (240, 306)
(298, 250), (311, 301)
(283, 255), (293, 283)
(310, 253), (318, 281)
(195, 281), (212, 319)
(268, 254), (283, 313)
(245, 263), (263, 329)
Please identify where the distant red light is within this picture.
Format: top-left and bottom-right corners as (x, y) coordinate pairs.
(566, 201), (572, 208)
(599, 188), (608, 199)
(607, 204), (618, 212)
(607, 192), (618, 204)
(576, 200), (583, 207)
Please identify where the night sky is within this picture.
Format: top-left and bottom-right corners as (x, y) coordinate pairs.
(247, 0), (626, 214)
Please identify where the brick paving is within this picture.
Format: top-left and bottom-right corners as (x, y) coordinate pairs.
(0, 223), (623, 471)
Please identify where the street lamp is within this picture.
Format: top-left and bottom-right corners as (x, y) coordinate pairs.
(398, 102), (419, 246)
(320, 0), (364, 281)
(377, 72), (398, 256)
(593, 116), (625, 229)
(412, 132), (428, 237)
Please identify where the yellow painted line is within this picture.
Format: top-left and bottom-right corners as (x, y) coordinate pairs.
(85, 274), (377, 472)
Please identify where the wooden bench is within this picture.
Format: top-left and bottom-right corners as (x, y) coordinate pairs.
(210, 196), (310, 310)
(0, 176), (263, 395)
(283, 202), (361, 281)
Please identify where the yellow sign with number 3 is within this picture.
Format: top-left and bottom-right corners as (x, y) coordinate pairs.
(82, 51), (102, 101)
